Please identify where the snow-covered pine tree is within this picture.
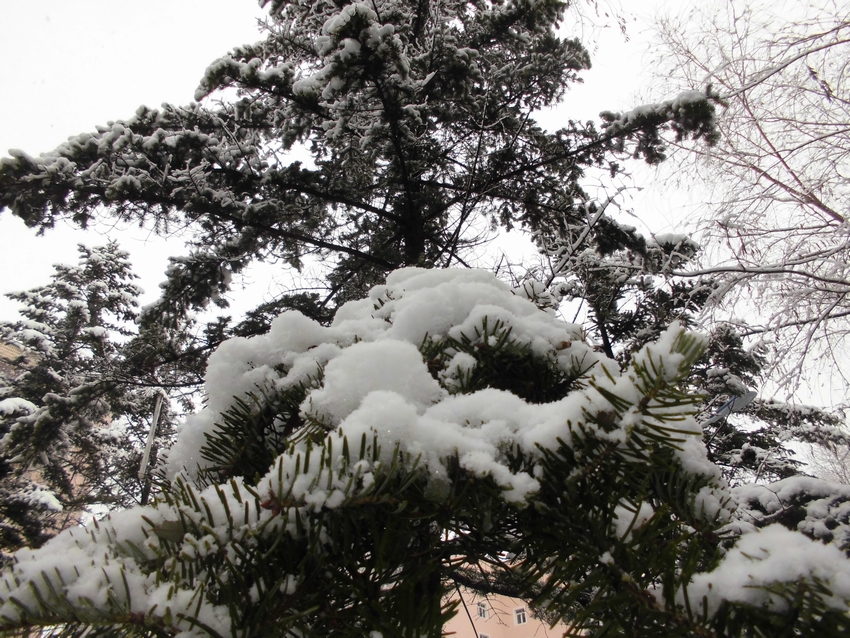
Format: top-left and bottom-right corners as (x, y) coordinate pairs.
(0, 0), (718, 340)
(532, 209), (850, 588)
(2, 268), (849, 637)
(0, 243), (176, 561)
(531, 207), (848, 484)
(0, 2), (723, 523)
(2, 0), (847, 635)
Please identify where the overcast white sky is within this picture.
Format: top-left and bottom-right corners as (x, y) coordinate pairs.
(0, 1), (265, 316)
(0, 0), (685, 320)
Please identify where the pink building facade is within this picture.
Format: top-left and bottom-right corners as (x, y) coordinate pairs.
(444, 588), (571, 638)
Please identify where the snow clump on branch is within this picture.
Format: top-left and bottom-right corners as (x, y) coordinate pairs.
(164, 267), (714, 505)
(5, 268), (850, 635)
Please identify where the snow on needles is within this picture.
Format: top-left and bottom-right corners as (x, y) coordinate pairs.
(160, 266), (720, 508)
(164, 267), (599, 479)
(8, 267), (849, 633)
(684, 524), (850, 615)
(164, 266), (706, 500)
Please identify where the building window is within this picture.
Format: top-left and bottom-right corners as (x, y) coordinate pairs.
(515, 608), (527, 625)
(477, 602), (488, 619)
(480, 634), (490, 638)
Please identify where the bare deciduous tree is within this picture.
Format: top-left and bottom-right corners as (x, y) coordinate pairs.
(808, 437), (850, 484)
(646, 0), (850, 395)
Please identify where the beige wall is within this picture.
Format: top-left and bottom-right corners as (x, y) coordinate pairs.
(0, 340), (28, 380)
(444, 588), (569, 638)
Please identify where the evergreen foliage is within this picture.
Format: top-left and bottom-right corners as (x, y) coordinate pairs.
(0, 0), (848, 636)
(533, 204), (847, 485)
(0, 2), (725, 504)
(0, 0), (725, 519)
(0, 0), (718, 335)
(0, 243), (176, 561)
(1, 269), (849, 637)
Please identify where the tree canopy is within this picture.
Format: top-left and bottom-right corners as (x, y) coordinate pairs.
(646, 0), (850, 394)
(0, 0), (717, 329)
(0, 243), (177, 561)
(2, 0), (850, 636)
(3, 268), (850, 637)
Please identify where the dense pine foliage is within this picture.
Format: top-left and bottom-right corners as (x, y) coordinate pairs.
(0, 244), (177, 561)
(0, 0), (849, 636)
(0, 0), (716, 328)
